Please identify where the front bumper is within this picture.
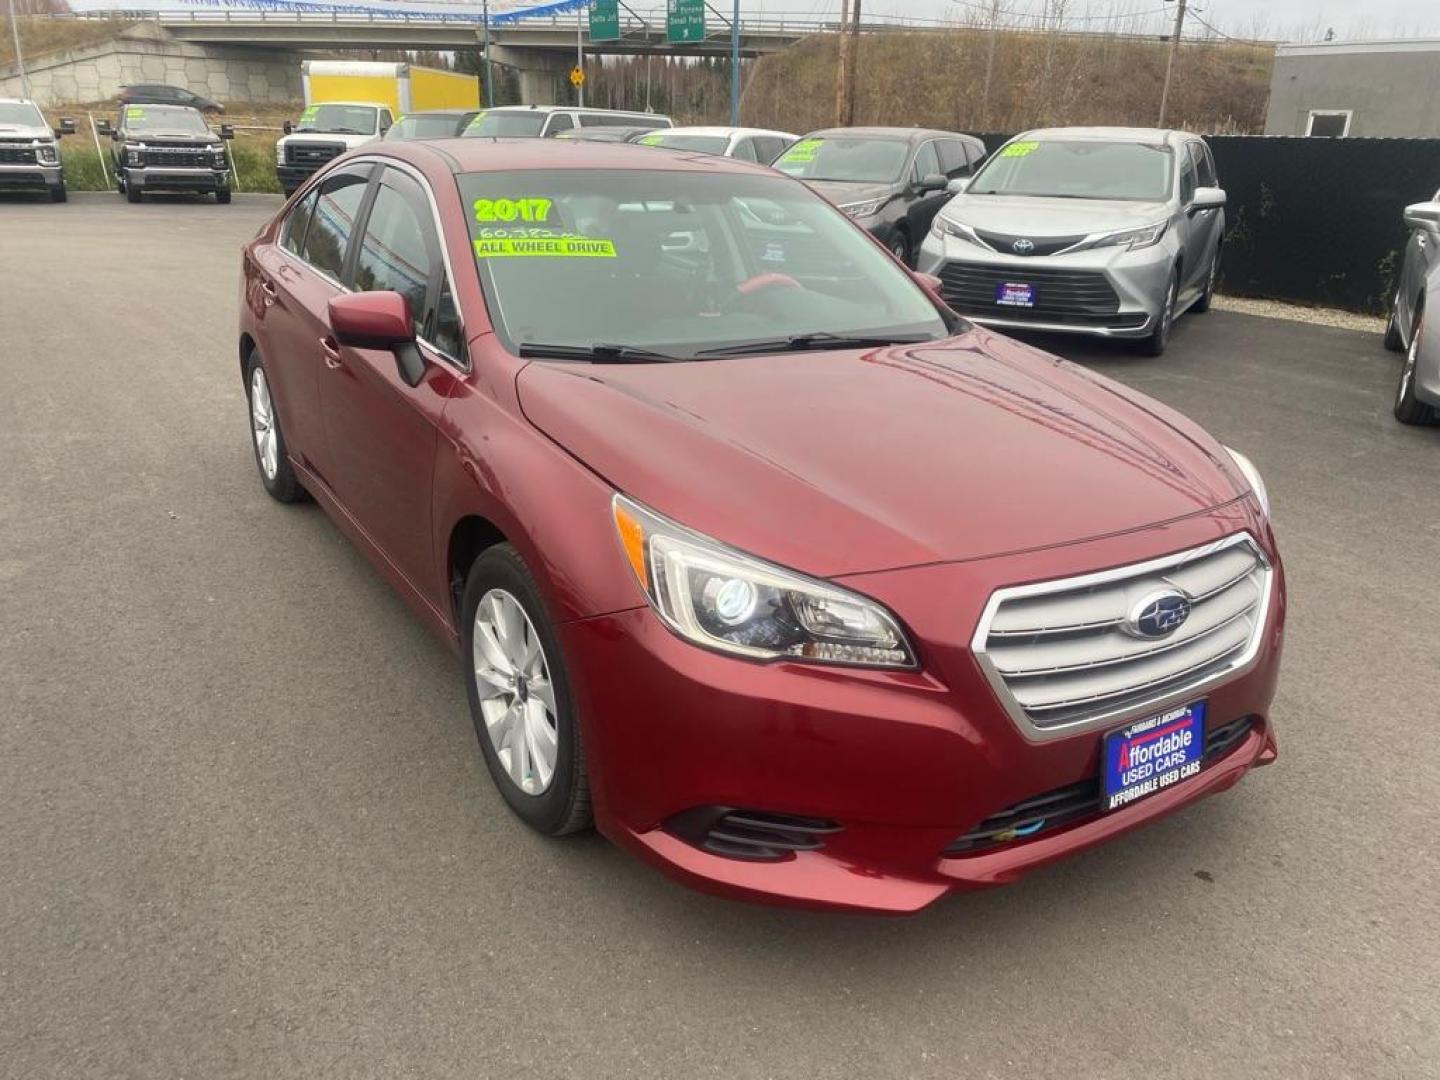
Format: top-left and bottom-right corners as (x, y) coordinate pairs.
(563, 503), (1285, 913)
(276, 163), (320, 192)
(917, 228), (1175, 339)
(0, 162), (63, 192)
(127, 166), (228, 194)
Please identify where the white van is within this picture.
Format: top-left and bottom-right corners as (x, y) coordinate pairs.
(463, 105), (672, 139)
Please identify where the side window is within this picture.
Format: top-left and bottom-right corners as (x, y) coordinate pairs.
(1178, 147), (1197, 204)
(545, 113), (574, 136)
(353, 169), (435, 335)
(965, 139), (987, 169)
(578, 113), (617, 128)
(911, 141), (941, 184)
(431, 280), (463, 361)
(936, 139), (968, 177)
(301, 169), (370, 281)
(731, 137), (759, 162)
(281, 187), (319, 255)
(1190, 141), (1217, 187)
(756, 136), (788, 164)
(379, 109), (393, 134)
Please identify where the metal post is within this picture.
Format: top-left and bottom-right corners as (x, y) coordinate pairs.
(482, 0), (493, 107)
(576, 2), (584, 107)
(7, 0), (30, 99)
(729, 0), (739, 125)
(1157, 0), (1187, 127)
(834, 0), (850, 126)
(88, 112), (110, 190)
(644, 50), (652, 111)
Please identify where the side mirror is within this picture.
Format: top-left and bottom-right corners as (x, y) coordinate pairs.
(1403, 201), (1440, 230)
(57, 118), (76, 137)
(1191, 186), (1227, 212)
(95, 119), (113, 136)
(220, 124), (235, 140)
(946, 176), (970, 194)
(916, 172), (948, 194)
(283, 120), (294, 135)
(327, 292), (426, 388)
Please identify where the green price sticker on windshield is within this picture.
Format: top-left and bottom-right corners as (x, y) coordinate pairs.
(1000, 140), (1039, 158)
(300, 106), (318, 122)
(778, 138), (821, 164)
(638, 132), (666, 146)
(473, 197), (552, 224)
(474, 235), (616, 259)
(126, 107), (145, 120)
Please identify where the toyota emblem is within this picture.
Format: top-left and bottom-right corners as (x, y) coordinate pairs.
(1012, 238), (1036, 255)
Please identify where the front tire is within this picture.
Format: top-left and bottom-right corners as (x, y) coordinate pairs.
(1140, 270), (1179, 357)
(50, 184), (67, 203)
(1191, 244), (1220, 313)
(1394, 311), (1437, 425)
(126, 181), (142, 204)
(216, 188), (231, 205)
(1383, 294), (1406, 352)
(244, 351), (307, 502)
(462, 544), (591, 837)
(889, 230), (913, 268)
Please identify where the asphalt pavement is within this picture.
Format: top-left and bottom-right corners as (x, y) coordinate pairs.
(2, 193), (1437, 1079)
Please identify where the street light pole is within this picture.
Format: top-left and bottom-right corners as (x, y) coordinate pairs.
(481, 0), (493, 107)
(7, 0), (30, 100)
(1157, 0), (1187, 127)
(729, 0), (739, 125)
(577, 2), (585, 107)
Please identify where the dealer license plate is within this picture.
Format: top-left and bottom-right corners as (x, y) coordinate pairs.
(1101, 702), (1206, 811)
(995, 281), (1035, 307)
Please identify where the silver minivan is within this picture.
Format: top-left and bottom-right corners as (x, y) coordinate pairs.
(918, 126), (1226, 356)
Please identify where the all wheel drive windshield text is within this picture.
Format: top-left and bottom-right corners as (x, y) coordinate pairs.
(970, 141), (1174, 201)
(460, 169), (949, 359)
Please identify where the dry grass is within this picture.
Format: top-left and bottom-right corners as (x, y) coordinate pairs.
(741, 30), (1273, 135)
(1, 15), (133, 66)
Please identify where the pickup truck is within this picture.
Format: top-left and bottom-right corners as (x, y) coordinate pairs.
(0, 97), (75, 202)
(275, 102), (392, 197)
(97, 104), (233, 204)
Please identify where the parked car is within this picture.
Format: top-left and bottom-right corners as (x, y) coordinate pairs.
(633, 125), (797, 163)
(773, 126), (987, 266)
(920, 127), (1226, 357)
(238, 139), (1283, 913)
(275, 102), (393, 197)
(0, 97), (75, 202)
(554, 125), (657, 143)
(1388, 194), (1440, 424)
(462, 104), (671, 139)
(96, 104), (232, 204)
(385, 109), (480, 141)
(118, 83), (224, 114)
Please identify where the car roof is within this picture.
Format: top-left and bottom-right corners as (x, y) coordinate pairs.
(399, 109), (474, 118)
(401, 137), (785, 176)
(658, 126), (796, 139)
(0, 97), (39, 105)
(803, 126), (977, 143)
(1016, 126), (1193, 144)
(309, 101), (387, 109)
(121, 103), (202, 115)
(484, 104), (661, 116)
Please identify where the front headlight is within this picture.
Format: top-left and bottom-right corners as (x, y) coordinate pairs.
(125, 145), (143, 166)
(36, 142), (58, 165)
(1223, 446), (1270, 517)
(1080, 219), (1169, 251)
(612, 494), (916, 668)
(211, 145), (227, 164)
(930, 214), (986, 246)
(839, 197), (887, 219)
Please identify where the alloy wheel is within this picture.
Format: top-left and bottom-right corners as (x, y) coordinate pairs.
(472, 588), (560, 796)
(249, 367), (279, 481)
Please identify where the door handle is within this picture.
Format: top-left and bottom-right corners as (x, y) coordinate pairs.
(259, 278), (278, 307)
(1419, 234), (1428, 250)
(320, 336), (343, 370)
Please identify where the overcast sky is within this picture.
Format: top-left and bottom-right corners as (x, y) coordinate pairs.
(726, 0), (1440, 41)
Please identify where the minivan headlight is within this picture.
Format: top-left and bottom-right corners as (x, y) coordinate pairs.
(1223, 447), (1270, 517)
(1082, 219), (1169, 251)
(612, 494), (916, 668)
(931, 215), (986, 246)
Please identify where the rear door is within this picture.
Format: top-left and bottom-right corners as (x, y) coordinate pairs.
(317, 163), (458, 600)
(1182, 141), (1221, 296)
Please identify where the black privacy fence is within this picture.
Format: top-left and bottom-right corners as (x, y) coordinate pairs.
(969, 133), (1440, 314)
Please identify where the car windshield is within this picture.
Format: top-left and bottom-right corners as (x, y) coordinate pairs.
(465, 111), (547, 137)
(636, 132), (729, 155)
(296, 104), (376, 135)
(459, 168), (949, 359)
(0, 101), (45, 126)
(388, 114), (464, 140)
(969, 140), (1174, 201)
(773, 137), (909, 183)
(122, 106), (209, 135)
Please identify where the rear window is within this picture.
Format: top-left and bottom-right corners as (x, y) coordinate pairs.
(465, 111), (547, 137)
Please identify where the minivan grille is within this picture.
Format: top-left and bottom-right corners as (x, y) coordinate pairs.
(943, 716), (1258, 855)
(972, 535), (1272, 738)
(938, 262), (1121, 323)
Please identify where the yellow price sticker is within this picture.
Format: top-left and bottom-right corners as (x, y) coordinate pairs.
(778, 138), (822, 164)
(473, 197), (552, 224)
(473, 236), (616, 259)
(1000, 141), (1039, 158)
(638, 133), (666, 146)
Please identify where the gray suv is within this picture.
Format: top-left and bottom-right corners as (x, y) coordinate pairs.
(0, 98), (74, 202)
(919, 126), (1226, 356)
(1386, 193), (1440, 425)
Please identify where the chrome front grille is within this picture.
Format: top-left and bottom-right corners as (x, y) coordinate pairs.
(972, 534), (1272, 741)
(0, 142), (38, 165)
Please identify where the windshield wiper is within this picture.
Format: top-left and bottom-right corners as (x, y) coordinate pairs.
(517, 342), (687, 364)
(694, 331), (936, 358)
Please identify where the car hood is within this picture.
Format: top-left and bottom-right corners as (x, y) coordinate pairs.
(515, 329), (1243, 578)
(135, 132), (220, 144)
(0, 122), (51, 139)
(804, 179), (896, 207)
(942, 194), (1169, 237)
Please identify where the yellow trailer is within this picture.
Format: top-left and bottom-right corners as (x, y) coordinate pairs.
(302, 60), (482, 115)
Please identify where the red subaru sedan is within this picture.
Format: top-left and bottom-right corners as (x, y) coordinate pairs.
(238, 138), (1284, 913)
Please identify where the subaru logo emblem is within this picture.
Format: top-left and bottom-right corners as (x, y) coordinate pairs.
(1125, 590), (1192, 639)
(1012, 238), (1035, 255)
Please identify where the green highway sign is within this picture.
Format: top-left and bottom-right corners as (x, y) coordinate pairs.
(667, 0), (705, 43)
(589, 0), (620, 42)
